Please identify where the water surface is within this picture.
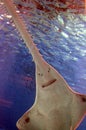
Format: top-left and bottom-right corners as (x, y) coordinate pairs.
(0, 1), (86, 130)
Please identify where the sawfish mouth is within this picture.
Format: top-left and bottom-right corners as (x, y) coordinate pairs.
(42, 79), (57, 88)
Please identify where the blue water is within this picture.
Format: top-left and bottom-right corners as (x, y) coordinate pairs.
(0, 1), (86, 130)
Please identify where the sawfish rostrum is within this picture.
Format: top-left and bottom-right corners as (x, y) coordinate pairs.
(3, 0), (86, 130)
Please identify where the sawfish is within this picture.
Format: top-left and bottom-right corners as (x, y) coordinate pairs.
(3, 0), (86, 130)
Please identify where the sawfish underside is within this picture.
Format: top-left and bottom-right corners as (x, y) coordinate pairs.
(3, 0), (86, 130)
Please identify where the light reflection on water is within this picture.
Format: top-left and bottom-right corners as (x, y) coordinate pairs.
(25, 11), (86, 93)
(0, 1), (86, 130)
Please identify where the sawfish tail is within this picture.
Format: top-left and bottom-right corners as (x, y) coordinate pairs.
(3, 0), (43, 65)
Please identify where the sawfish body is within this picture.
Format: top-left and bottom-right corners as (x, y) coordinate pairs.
(3, 0), (86, 130)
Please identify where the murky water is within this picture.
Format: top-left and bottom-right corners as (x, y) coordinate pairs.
(0, 0), (86, 130)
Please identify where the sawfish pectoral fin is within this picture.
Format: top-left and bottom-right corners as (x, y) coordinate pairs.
(16, 111), (30, 130)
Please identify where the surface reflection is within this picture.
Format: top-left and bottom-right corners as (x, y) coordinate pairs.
(0, 0), (86, 130)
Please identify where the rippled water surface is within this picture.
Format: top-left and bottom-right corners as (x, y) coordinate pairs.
(0, 1), (86, 130)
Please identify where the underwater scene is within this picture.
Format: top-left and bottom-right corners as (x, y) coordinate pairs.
(0, 0), (86, 130)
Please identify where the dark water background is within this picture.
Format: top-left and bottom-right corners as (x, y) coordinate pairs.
(0, 0), (86, 130)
